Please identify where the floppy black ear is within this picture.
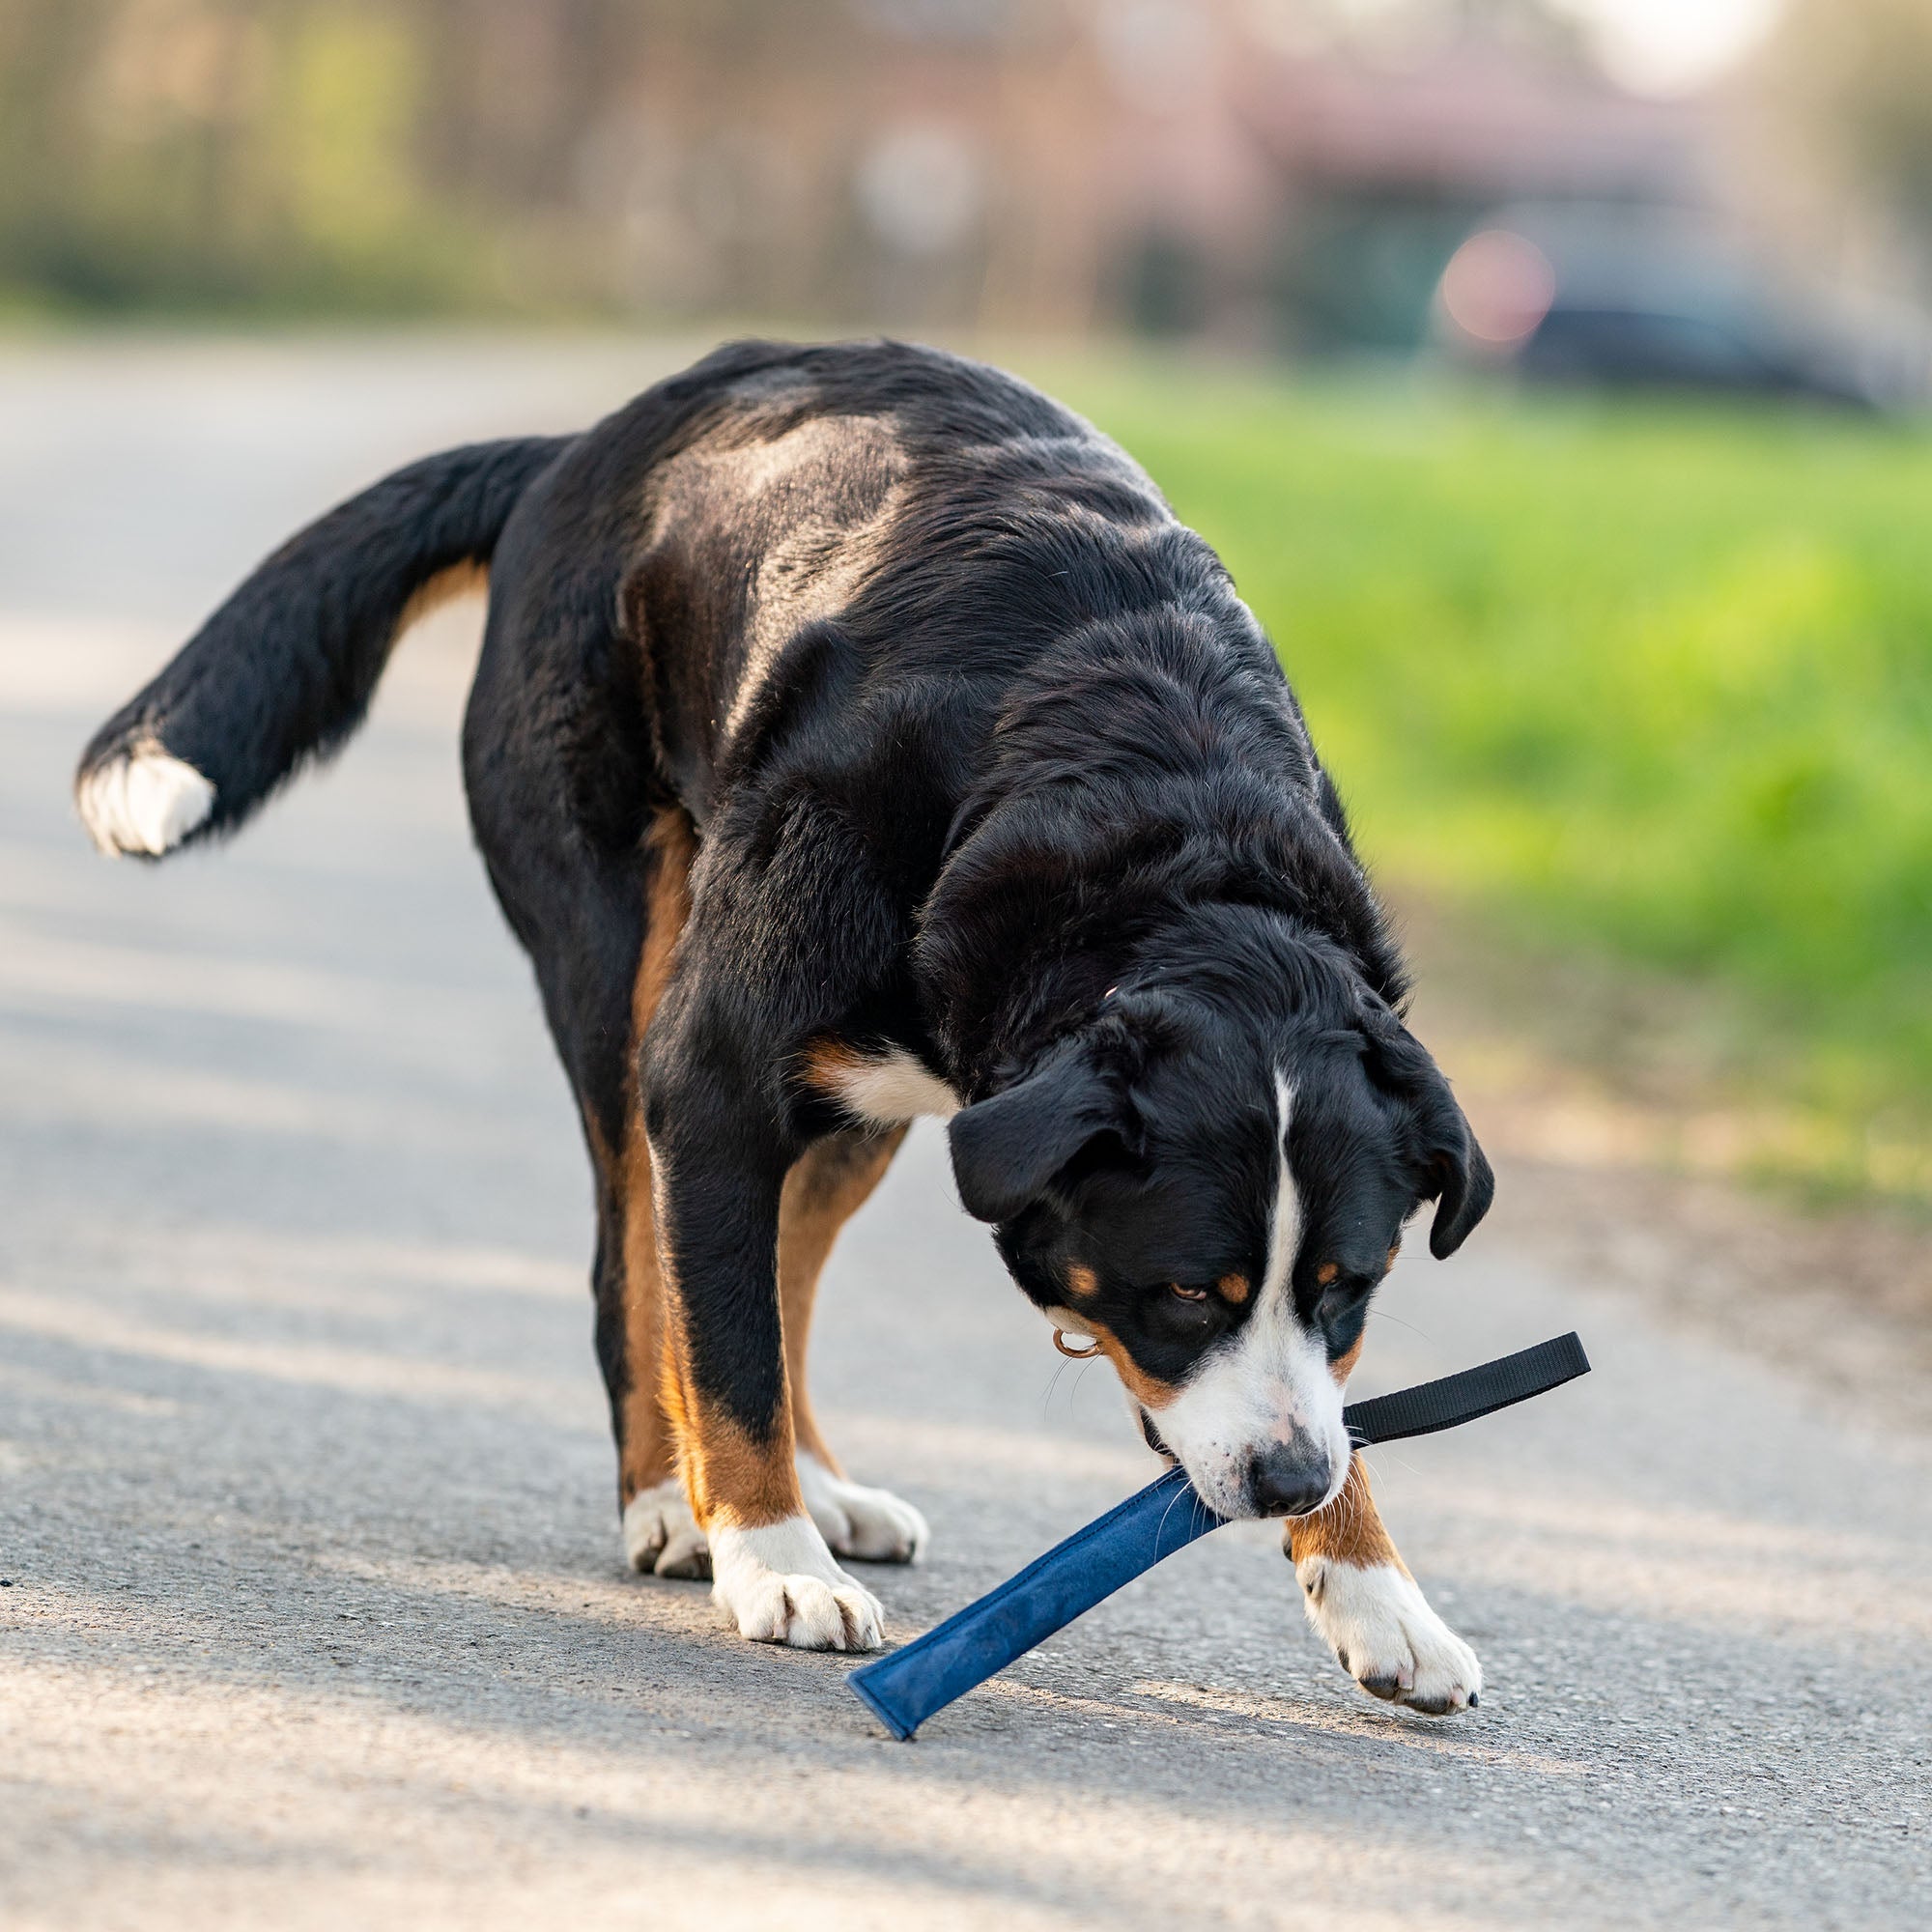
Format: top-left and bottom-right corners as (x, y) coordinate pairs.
(948, 1037), (1125, 1224)
(1422, 1097), (1494, 1259)
(1362, 1013), (1494, 1259)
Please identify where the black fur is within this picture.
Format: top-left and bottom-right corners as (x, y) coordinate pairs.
(77, 437), (569, 844)
(79, 338), (1491, 1524)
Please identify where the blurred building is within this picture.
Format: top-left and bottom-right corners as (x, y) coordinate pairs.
(571, 0), (1722, 352)
(1, 0), (1925, 393)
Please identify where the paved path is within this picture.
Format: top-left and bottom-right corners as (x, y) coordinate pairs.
(2, 339), (1927, 1930)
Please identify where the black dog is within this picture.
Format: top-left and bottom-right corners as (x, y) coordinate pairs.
(78, 340), (1492, 1711)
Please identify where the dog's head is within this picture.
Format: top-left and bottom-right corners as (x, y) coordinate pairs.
(948, 916), (1491, 1520)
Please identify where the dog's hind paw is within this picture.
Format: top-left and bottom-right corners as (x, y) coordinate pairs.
(709, 1517), (885, 1651)
(798, 1452), (928, 1564)
(1296, 1556), (1483, 1716)
(622, 1477), (711, 1579)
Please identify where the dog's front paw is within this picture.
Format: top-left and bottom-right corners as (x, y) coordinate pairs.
(798, 1452), (929, 1564)
(1295, 1556), (1482, 1716)
(622, 1476), (712, 1579)
(709, 1518), (885, 1651)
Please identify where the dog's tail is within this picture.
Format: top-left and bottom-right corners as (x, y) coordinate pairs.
(75, 435), (571, 859)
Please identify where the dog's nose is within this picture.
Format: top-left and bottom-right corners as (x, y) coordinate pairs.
(1246, 1442), (1332, 1518)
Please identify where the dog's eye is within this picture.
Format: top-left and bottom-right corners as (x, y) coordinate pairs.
(1169, 1283), (1208, 1302)
(1317, 1270), (1373, 1310)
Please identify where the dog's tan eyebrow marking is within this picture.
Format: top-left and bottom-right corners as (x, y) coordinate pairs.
(1064, 1262), (1100, 1300)
(1216, 1272), (1251, 1305)
(1316, 1261), (1341, 1288)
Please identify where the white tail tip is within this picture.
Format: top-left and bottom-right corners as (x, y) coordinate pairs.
(78, 747), (215, 857)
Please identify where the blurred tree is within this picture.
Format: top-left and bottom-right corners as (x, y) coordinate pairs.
(0, 0), (926, 316)
(1759, 0), (1932, 260)
(0, 0), (587, 314)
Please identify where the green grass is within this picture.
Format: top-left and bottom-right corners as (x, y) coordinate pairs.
(1050, 359), (1932, 1202)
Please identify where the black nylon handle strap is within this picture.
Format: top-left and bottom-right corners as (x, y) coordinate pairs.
(1343, 1330), (1590, 1448)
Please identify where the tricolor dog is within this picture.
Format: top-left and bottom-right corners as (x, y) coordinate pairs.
(78, 341), (1492, 1713)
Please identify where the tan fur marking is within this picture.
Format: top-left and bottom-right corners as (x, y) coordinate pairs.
(1329, 1333), (1365, 1387)
(1217, 1271), (1251, 1305)
(801, 1037), (867, 1098)
(1288, 1454), (1408, 1575)
(1065, 1262), (1100, 1301)
(392, 558), (489, 648)
(681, 1407), (804, 1533)
(778, 1128), (905, 1473)
(614, 807), (696, 1506)
(1084, 1320), (1179, 1412)
(633, 808), (696, 1042)
(614, 1133), (670, 1504)
(1316, 1260), (1341, 1287)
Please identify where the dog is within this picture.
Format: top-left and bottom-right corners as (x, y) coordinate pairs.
(77, 339), (1492, 1712)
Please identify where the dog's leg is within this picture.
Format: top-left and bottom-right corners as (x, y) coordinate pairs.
(584, 1149), (709, 1579)
(645, 1105), (885, 1651)
(599, 810), (714, 1579)
(1287, 1454), (1482, 1715)
(635, 786), (919, 1651)
(604, 1127), (715, 1581)
(780, 1128), (927, 1564)
(486, 793), (707, 1582)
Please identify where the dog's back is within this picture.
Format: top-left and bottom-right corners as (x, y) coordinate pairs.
(76, 337), (1203, 854)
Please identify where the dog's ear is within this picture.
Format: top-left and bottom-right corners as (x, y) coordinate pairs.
(1362, 1013), (1494, 1259)
(948, 1036), (1127, 1224)
(1418, 1084), (1494, 1259)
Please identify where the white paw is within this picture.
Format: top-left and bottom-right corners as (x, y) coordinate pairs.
(622, 1477), (711, 1579)
(1296, 1557), (1483, 1716)
(709, 1516), (885, 1651)
(78, 746), (214, 857)
(797, 1451), (928, 1564)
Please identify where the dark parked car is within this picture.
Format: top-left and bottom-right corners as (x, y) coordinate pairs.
(1514, 298), (1874, 406)
(1436, 203), (1924, 411)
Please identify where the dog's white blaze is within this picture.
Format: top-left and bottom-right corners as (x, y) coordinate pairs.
(708, 1514), (885, 1652)
(78, 748), (214, 858)
(1151, 1071), (1349, 1519)
(1263, 1070), (1302, 1305)
(825, 1047), (961, 1124)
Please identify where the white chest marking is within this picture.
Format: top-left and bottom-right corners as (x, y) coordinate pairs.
(825, 1048), (961, 1125)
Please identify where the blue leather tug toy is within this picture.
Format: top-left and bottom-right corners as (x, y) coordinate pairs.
(849, 1331), (1590, 1741)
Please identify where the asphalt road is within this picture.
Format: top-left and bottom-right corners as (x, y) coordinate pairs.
(2, 338), (1928, 1931)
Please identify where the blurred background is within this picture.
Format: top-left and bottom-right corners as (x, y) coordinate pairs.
(6, 0), (1932, 385)
(3, 0), (1930, 1297)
